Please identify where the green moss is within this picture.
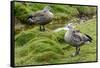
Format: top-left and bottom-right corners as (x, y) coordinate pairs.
(15, 27), (66, 66)
(15, 17), (96, 66)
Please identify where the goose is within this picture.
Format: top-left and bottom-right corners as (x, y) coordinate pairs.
(64, 23), (92, 56)
(27, 6), (54, 31)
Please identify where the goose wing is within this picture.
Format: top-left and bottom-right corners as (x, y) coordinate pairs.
(71, 31), (84, 45)
(32, 11), (52, 23)
(82, 34), (92, 42)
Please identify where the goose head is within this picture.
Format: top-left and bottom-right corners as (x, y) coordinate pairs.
(43, 6), (51, 12)
(65, 23), (75, 30)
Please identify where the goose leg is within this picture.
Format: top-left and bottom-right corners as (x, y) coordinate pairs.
(40, 25), (42, 31)
(71, 46), (80, 57)
(42, 25), (45, 31)
(76, 46), (80, 55)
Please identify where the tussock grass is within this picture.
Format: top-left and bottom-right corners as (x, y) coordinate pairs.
(15, 18), (97, 66)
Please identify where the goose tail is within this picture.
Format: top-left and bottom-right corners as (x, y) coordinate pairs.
(85, 34), (92, 42)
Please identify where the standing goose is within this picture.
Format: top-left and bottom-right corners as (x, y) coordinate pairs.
(27, 6), (54, 31)
(64, 23), (92, 56)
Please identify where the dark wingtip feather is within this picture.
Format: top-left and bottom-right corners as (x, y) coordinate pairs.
(27, 15), (33, 19)
(85, 34), (92, 42)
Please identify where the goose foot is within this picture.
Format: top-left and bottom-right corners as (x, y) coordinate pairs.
(40, 25), (45, 31)
(71, 53), (78, 57)
(71, 47), (80, 57)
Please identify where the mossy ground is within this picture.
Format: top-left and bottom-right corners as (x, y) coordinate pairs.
(15, 18), (97, 66)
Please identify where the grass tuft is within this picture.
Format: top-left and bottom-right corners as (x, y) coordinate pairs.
(15, 18), (97, 66)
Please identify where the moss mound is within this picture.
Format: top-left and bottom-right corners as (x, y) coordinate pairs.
(15, 27), (66, 66)
(15, 19), (96, 66)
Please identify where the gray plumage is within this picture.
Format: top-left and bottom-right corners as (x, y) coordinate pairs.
(64, 23), (92, 56)
(27, 6), (54, 31)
